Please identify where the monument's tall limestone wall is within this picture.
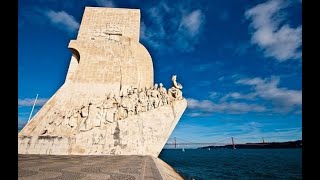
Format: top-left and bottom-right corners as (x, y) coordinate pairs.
(18, 7), (187, 157)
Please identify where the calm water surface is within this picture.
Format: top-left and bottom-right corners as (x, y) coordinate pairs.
(159, 149), (302, 180)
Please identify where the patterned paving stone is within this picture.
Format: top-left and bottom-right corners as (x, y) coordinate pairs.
(18, 155), (164, 179)
(18, 168), (38, 177)
(109, 173), (136, 180)
(119, 168), (141, 175)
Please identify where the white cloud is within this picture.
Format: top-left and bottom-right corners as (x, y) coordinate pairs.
(237, 76), (301, 112)
(141, 1), (205, 53)
(18, 98), (49, 107)
(209, 92), (219, 99)
(140, 18), (162, 49)
(187, 112), (212, 117)
(245, 0), (301, 61)
(45, 10), (79, 33)
(174, 9), (205, 52)
(187, 98), (266, 114)
(94, 0), (115, 7)
(220, 92), (257, 102)
(180, 10), (204, 37)
(188, 75), (301, 114)
(218, 76), (224, 81)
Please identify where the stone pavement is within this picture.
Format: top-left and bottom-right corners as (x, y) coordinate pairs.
(18, 154), (181, 180)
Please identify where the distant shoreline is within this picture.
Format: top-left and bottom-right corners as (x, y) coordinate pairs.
(199, 140), (302, 149)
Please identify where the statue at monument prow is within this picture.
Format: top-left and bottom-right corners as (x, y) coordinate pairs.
(18, 7), (187, 157)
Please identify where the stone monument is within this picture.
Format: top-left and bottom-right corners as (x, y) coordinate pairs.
(18, 7), (187, 157)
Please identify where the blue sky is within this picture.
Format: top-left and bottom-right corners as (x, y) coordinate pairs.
(18, 0), (302, 145)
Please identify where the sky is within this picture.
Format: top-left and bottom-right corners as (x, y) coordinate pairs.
(18, 0), (302, 147)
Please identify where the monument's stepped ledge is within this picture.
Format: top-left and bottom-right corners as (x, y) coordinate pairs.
(153, 157), (185, 180)
(18, 154), (184, 180)
(19, 99), (187, 157)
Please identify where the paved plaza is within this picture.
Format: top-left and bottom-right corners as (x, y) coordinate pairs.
(18, 154), (165, 180)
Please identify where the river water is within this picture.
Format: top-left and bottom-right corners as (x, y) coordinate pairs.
(159, 148), (302, 179)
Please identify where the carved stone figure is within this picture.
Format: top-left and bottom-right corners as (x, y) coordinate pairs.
(41, 112), (57, 135)
(127, 93), (136, 116)
(147, 96), (154, 110)
(103, 95), (118, 123)
(127, 86), (134, 95)
(135, 102), (142, 115)
(80, 105), (89, 118)
(154, 83), (159, 90)
(172, 75), (183, 89)
(117, 105), (127, 120)
(121, 95), (131, 117)
(146, 86), (152, 98)
(69, 109), (80, 129)
(168, 75), (183, 100)
(138, 90), (148, 112)
(158, 83), (168, 106)
(79, 101), (103, 132)
(151, 89), (161, 108)
(159, 83), (167, 95)
(75, 105), (89, 132)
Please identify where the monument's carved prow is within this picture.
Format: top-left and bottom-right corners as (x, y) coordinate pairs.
(18, 7), (187, 157)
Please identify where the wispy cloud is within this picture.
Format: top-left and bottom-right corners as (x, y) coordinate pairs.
(45, 10), (79, 33)
(245, 0), (301, 61)
(187, 112), (212, 117)
(94, 0), (115, 7)
(18, 98), (49, 107)
(19, 6), (47, 29)
(187, 98), (266, 114)
(237, 76), (301, 112)
(220, 92), (257, 102)
(141, 0), (206, 53)
(192, 63), (214, 72)
(218, 77), (225, 81)
(222, 42), (252, 56)
(208, 91), (219, 99)
(180, 10), (204, 37)
(188, 75), (301, 114)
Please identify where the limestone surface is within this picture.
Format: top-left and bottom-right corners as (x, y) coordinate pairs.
(18, 7), (187, 157)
